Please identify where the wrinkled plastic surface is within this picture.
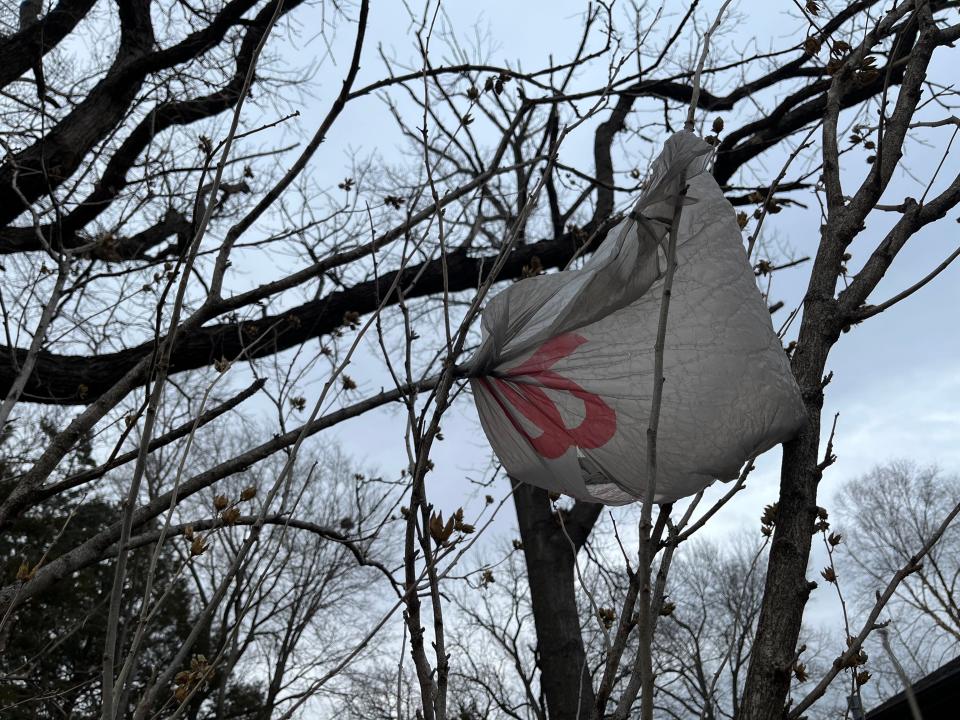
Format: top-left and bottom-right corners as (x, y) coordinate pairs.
(467, 132), (806, 505)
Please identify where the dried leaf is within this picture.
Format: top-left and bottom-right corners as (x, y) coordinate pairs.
(190, 536), (209, 557)
(761, 503), (778, 528)
(804, 35), (822, 55)
(221, 507), (241, 525)
(16, 562), (33, 582)
(794, 662), (809, 682)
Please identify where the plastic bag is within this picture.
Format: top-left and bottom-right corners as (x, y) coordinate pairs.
(467, 132), (806, 504)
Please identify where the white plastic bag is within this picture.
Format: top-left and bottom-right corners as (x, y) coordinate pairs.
(467, 132), (806, 504)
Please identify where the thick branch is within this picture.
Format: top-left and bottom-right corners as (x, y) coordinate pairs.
(0, 0), (97, 91)
(0, 222), (604, 404)
(0, 0), (297, 225)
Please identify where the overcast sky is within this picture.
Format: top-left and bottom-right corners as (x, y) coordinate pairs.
(228, 0), (960, 650)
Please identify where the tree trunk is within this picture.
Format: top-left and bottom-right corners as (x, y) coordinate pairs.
(514, 482), (601, 720)
(738, 294), (839, 719)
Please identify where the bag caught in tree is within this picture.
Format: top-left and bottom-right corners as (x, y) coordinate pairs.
(467, 132), (806, 505)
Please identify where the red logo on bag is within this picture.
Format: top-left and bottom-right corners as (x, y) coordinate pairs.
(479, 334), (616, 459)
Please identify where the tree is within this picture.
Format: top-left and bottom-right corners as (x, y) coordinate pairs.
(653, 534), (769, 720)
(2, 1), (960, 719)
(0, 423), (199, 718)
(0, 495), (200, 718)
(1, 398), (385, 718)
(835, 461), (960, 704)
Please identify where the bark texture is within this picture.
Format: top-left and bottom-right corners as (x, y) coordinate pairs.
(514, 482), (601, 720)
